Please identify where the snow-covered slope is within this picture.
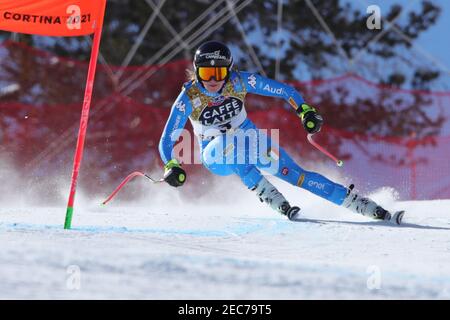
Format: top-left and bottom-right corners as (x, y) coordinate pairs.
(1, 177), (450, 299)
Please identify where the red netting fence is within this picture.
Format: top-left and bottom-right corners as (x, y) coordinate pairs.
(1, 41), (450, 201)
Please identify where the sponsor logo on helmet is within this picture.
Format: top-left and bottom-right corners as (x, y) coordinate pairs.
(199, 50), (228, 60)
(248, 74), (257, 89)
(263, 84), (284, 95)
(199, 97), (243, 126)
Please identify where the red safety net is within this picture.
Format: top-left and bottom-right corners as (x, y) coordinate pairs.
(1, 40), (450, 201)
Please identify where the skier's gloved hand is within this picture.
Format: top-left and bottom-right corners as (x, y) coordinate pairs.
(302, 111), (323, 134)
(163, 159), (186, 187)
(297, 103), (323, 134)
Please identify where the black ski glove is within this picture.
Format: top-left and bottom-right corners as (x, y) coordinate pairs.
(163, 159), (186, 187)
(297, 103), (323, 134)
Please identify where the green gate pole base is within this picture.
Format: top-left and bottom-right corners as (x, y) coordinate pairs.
(64, 207), (73, 230)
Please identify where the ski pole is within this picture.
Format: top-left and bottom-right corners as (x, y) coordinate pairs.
(307, 133), (344, 167)
(101, 171), (164, 205)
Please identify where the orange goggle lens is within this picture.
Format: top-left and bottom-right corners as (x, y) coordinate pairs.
(197, 67), (229, 81)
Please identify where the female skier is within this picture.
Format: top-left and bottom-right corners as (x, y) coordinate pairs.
(159, 41), (403, 224)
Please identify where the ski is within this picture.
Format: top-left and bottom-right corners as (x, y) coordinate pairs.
(286, 206), (301, 221)
(376, 210), (406, 226)
(388, 210), (405, 225)
(286, 209), (405, 226)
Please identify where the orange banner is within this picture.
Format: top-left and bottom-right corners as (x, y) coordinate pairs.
(0, 0), (106, 36)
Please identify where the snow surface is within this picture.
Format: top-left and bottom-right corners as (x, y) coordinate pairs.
(1, 173), (450, 300)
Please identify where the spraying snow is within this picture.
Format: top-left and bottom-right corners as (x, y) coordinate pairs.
(1, 165), (449, 299)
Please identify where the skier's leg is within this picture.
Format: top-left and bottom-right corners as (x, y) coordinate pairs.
(200, 132), (264, 187)
(261, 144), (348, 204)
(249, 124), (348, 205)
(254, 127), (391, 220)
(200, 133), (298, 218)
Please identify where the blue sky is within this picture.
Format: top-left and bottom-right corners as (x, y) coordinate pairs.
(352, 0), (450, 87)
(232, 0), (450, 89)
(409, 0), (450, 68)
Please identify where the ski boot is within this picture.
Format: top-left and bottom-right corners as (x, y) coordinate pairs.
(342, 184), (404, 225)
(252, 177), (300, 221)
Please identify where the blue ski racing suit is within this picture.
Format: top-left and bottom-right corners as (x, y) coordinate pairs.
(159, 70), (349, 206)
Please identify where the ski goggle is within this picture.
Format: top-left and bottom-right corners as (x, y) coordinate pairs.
(197, 67), (229, 81)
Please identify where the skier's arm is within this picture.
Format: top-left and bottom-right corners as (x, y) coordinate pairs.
(158, 90), (192, 187)
(241, 72), (323, 133)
